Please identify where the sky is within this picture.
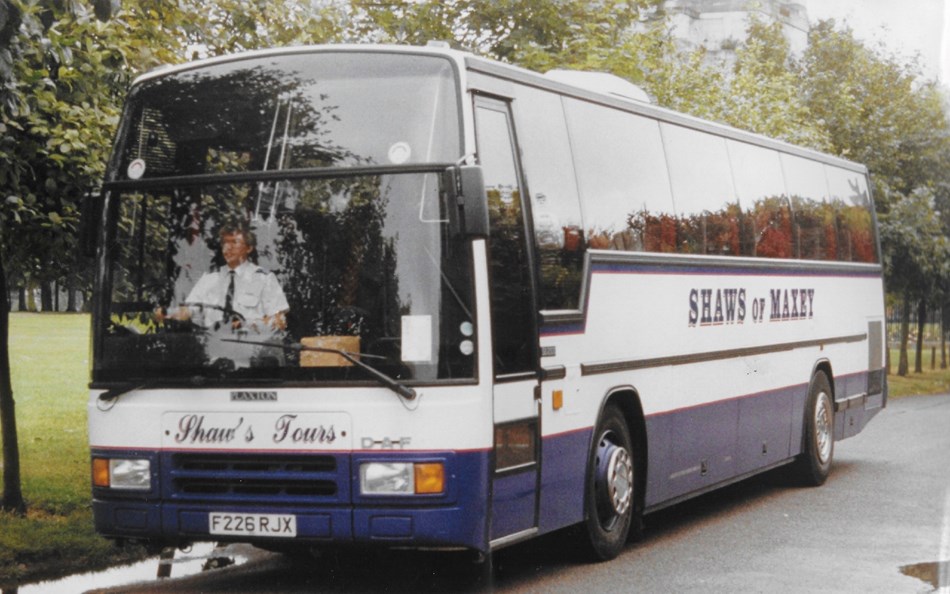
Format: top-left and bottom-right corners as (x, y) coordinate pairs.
(803, 0), (949, 85)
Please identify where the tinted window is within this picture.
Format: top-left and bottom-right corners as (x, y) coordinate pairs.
(515, 90), (584, 310)
(728, 140), (791, 259)
(117, 52), (461, 178)
(555, 99), (878, 265)
(728, 140), (785, 204)
(781, 154), (830, 260)
(98, 174), (476, 383)
(662, 124), (740, 256)
(564, 98), (674, 252)
(825, 165), (878, 263)
(662, 124), (735, 216)
(476, 101), (536, 375)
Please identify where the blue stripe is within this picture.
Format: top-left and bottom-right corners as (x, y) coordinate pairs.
(591, 261), (882, 278)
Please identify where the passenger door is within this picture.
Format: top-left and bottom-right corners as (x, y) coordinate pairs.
(474, 96), (541, 545)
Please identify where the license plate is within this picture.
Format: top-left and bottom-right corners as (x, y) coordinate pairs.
(209, 512), (297, 538)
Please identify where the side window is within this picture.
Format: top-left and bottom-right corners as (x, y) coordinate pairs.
(475, 99), (536, 376)
(781, 153), (832, 261)
(563, 98), (675, 253)
(661, 123), (740, 256)
(825, 165), (877, 263)
(727, 139), (790, 258)
(513, 90), (584, 310)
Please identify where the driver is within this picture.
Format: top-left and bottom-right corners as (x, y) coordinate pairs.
(160, 223), (289, 332)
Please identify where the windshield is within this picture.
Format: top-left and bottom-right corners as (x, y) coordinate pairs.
(96, 175), (475, 383)
(113, 51), (460, 178)
(94, 51), (474, 385)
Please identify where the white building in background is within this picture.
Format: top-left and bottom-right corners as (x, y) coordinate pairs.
(650, 0), (810, 64)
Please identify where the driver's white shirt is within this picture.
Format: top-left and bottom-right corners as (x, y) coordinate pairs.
(185, 261), (289, 327)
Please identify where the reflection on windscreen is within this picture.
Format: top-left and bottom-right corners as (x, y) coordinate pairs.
(117, 52), (460, 178)
(99, 174), (475, 384)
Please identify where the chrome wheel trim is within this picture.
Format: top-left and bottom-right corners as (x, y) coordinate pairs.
(595, 433), (634, 528)
(607, 447), (633, 516)
(814, 390), (833, 465)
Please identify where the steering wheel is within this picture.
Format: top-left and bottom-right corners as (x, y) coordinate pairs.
(182, 302), (247, 324)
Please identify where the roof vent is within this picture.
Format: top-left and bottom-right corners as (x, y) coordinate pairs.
(544, 70), (652, 103)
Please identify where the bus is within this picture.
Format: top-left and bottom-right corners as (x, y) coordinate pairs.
(87, 43), (886, 566)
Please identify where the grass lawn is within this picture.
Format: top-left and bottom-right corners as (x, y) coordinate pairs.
(0, 313), (146, 587)
(0, 314), (947, 586)
(887, 347), (950, 398)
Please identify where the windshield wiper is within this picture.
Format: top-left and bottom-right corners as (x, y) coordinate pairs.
(220, 338), (417, 402)
(95, 374), (287, 406)
(94, 381), (152, 410)
(99, 382), (147, 402)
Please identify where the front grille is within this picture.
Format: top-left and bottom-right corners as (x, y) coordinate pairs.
(168, 452), (342, 501)
(176, 454), (336, 473)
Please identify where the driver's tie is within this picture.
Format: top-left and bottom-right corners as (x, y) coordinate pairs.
(224, 270), (235, 312)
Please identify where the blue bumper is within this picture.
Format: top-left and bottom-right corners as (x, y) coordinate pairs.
(91, 448), (491, 552)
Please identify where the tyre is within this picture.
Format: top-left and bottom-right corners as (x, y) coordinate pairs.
(790, 371), (835, 486)
(581, 404), (636, 561)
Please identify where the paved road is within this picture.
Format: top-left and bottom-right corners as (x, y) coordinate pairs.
(90, 393), (950, 593)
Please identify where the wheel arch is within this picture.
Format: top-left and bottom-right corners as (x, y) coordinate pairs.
(811, 359), (835, 399)
(801, 359), (836, 449)
(596, 386), (648, 519)
(789, 362), (836, 486)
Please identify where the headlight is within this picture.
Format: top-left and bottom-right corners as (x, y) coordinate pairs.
(361, 462), (413, 495)
(92, 457), (151, 491)
(360, 462), (444, 495)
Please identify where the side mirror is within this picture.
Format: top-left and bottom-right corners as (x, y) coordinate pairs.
(443, 165), (489, 238)
(80, 191), (102, 258)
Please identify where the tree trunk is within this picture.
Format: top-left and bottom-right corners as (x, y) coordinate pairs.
(942, 303), (948, 370)
(898, 296), (910, 376)
(40, 280), (53, 312)
(26, 282), (37, 312)
(0, 260), (25, 514)
(67, 280), (77, 312)
(914, 299), (926, 374)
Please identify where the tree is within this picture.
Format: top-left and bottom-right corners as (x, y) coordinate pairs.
(798, 21), (950, 212)
(178, 0), (347, 59)
(351, 0), (659, 66)
(1, 0), (345, 514)
(796, 21), (950, 374)
(878, 188), (950, 375)
(725, 17), (829, 149)
(1, 0), (122, 509)
(1, 0), (128, 515)
(2, 6), (122, 308)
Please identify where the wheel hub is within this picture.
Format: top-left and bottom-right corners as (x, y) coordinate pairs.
(595, 436), (634, 523)
(815, 391), (833, 464)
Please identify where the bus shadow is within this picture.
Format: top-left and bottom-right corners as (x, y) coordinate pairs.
(491, 462), (861, 590)
(262, 462), (863, 592)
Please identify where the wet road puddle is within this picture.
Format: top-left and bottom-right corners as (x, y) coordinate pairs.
(901, 560), (950, 591)
(8, 542), (253, 594)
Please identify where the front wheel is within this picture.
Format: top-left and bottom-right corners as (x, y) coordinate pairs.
(790, 371), (835, 486)
(581, 405), (636, 561)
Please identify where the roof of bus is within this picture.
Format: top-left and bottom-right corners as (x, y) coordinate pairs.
(130, 43), (469, 85)
(131, 43), (868, 175)
(461, 52), (868, 174)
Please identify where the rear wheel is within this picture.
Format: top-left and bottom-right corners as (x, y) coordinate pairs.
(790, 371), (835, 486)
(581, 405), (636, 561)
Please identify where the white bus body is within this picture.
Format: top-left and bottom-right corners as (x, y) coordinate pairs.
(88, 45), (885, 562)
